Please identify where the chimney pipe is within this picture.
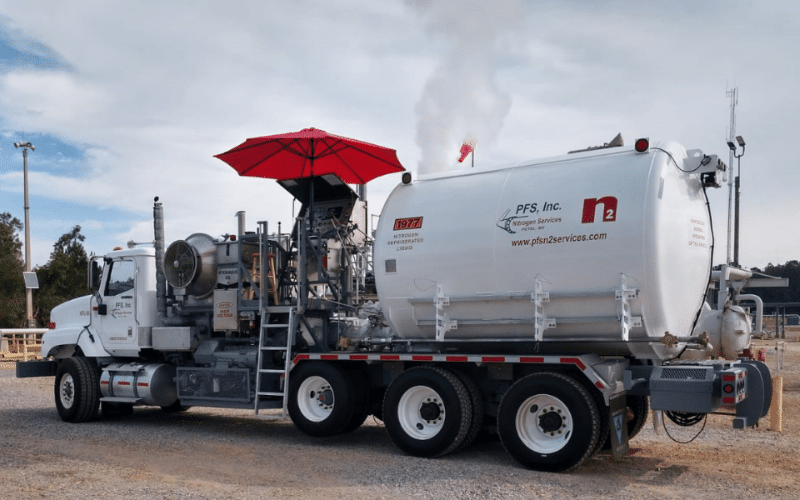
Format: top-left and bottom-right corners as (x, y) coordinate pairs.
(236, 211), (246, 238)
(153, 197), (167, 318)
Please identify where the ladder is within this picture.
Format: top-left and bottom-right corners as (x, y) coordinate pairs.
(254, 306), (296, 418)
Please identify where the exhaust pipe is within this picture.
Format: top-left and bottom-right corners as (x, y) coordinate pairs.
(236, 211), (246, 238)
(153, 197), (167, 318)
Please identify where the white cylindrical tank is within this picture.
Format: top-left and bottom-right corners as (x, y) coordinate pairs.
(373, 141), (714, 360)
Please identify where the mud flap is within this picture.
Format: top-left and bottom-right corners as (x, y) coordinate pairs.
(733, 360), (772, 428)
(609, 393), (630, 457)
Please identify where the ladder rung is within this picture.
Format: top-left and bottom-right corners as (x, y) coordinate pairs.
(258, 369), (286, 374)
(264, 323), (290, 328)
(257, 391), (284, 397)
(260, 346), (288, 351)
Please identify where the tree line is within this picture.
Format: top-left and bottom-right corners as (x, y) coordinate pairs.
(1, 212), (89, 328)
(748, 261), (800, 315)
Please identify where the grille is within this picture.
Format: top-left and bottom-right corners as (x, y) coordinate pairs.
(659, 368), (709, 380)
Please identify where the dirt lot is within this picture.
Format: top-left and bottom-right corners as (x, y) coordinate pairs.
(1, 338), (799, 500)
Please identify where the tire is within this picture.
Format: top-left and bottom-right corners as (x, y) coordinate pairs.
(341, 369), (370, 433)
(590, 389), (611, 456)
(383, 367), (472, 458)
(497, 372), (600, 472)
(54, 357), (101, 423)
(601, 394), (649, 451)
(161, 400), (190, 413)
(626, 395), (649, 440)
(452, 370), (484, 451)
(288, 362), (357, 437)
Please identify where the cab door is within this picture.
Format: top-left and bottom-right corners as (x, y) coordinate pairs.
(98, 258), (139, 356)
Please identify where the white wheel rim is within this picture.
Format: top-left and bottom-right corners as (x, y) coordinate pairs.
(515, 394), (573, 454)
(397, 385), (445, 440)
(297, 375), (334, 422)
(59, 373), (75, 410)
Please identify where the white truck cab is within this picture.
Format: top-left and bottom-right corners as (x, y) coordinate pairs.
(42, 248), (158, 360)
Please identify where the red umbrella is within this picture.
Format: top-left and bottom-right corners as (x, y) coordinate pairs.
(214, 127), (405, 185)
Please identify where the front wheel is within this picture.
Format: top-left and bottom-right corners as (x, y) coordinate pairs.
(288, 362), (357, 437)
(497, 372), (600, 472)
(54, 357), (101, 423)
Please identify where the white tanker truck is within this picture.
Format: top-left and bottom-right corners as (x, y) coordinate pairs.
(18, 137), (772, 472)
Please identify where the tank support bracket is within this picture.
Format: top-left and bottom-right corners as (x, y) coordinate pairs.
(435, 284), (457, 342)
(616, 274), (641, 341)
(532, 279), (556, 341)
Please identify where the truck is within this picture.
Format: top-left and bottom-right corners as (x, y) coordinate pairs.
(17, 137), (772, 472)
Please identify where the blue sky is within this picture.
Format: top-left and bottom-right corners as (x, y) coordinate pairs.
(1, 1), (799, 269)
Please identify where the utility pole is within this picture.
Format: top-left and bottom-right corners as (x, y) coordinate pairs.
(725, 88), (737, 265)
(14, 141), (36, 328)
(726, 136), (745, 267)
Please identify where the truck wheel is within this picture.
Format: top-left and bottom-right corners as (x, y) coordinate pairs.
(497, 372), (600, 472)
(383, 367), (472, 458)
(161, 400), (191, 413)
(452, 370), (484, 451)
(626, 395), (649, 440)
(54, 357), (101, 423)
(340, 369), (369, 433)
(590, 389), (610, 456)
(600, 394), (647, 451)
(288, 362), (356, 437)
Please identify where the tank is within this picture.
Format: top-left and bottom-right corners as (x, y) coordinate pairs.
(373, 140), (714, 360)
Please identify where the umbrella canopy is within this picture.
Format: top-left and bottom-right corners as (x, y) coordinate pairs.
(215, 127), (405, 185)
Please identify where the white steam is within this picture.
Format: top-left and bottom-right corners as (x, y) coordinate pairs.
(411, 0), (524, 174)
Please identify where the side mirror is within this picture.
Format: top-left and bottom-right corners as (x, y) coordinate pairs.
(97, 303), (107, 316)
(88, 259), (103, 291)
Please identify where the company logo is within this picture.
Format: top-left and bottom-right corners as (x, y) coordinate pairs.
(217, 301), (233, 308)
(394, 217), (423, 230)
(581, 196), (618, 223)
(496, 209), (527, 234)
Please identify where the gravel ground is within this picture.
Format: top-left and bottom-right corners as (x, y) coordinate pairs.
(1, 340), (799, 500)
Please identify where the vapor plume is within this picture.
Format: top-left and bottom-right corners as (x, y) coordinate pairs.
(411, 0), (524, 174)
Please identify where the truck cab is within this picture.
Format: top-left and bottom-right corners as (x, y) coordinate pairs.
(41, 248), (158, 360)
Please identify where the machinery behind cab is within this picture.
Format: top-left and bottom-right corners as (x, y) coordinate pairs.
(144, 175), (372, 407)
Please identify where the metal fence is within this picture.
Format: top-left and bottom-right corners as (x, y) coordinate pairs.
(0, 329), (48, 361)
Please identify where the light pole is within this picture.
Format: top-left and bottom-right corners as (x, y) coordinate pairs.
(14, 141), (36, 328)
(726, 136), (745, 267)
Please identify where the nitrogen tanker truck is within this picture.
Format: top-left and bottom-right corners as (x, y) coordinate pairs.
(17, 136), (772, 472)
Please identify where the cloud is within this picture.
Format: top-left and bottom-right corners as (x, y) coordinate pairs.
(0, 0), (798, 269)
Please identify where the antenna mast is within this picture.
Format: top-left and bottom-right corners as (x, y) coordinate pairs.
(725, 87), (738, 265)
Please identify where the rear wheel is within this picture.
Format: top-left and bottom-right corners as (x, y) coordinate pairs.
(601, 394), (649, 450)
(452, 370), (484, 451)
(54, 357), (101, 423)
(626, 395), (649, 440)
(160, 400), (190, 413)
(497, 372), (600, 472)
(383, 367), (472, 458)
(341, 369), (370, 433)
(288, 362), (356, 437)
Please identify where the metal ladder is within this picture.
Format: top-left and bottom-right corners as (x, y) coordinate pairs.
(254, 306), (296, 418)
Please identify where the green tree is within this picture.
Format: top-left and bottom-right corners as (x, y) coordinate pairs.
(0, 212), (26, 327)
(34, 225), (89, 326)
(749, 261), (800, 314)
